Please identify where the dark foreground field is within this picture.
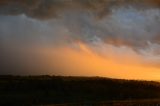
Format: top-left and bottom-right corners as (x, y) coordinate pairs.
(0, 75), (160, 106)
(45, 99), (160, 106)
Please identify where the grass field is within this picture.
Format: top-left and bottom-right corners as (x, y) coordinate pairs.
(37, 99), (160, 106)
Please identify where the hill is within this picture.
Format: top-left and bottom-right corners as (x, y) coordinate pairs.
(0, 75), (160, 105)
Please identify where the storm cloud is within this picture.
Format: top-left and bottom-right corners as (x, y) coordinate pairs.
(0, 0), (160, 19)
(0, 0), (160, 75)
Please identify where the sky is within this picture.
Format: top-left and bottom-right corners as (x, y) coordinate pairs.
(0, 0), (160, 80)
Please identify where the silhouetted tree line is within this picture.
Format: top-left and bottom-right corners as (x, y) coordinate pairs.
(0, 75), (160, 105)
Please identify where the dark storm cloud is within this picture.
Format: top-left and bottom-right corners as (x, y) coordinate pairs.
(1, 0), (159, 47)
(0, 0), (160, 51)
(0, 0), (160, 19)
(0, 0), (108, 19)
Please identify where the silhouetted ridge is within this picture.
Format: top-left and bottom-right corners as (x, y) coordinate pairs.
(0, 75), (160, 105)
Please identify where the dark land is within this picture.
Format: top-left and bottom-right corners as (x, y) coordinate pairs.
(0, 75), (160, 106)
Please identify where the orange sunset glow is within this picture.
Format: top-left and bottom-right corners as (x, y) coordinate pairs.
(36, 41), (160, 80)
